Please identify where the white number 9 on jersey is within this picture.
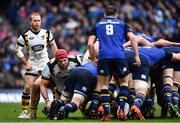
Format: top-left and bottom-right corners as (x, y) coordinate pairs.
(106, 24), (114, 35)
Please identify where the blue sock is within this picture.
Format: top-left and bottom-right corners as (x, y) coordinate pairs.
(146, 95), (154, 106)
(100, 89), (110, 114)
(134, 93), (145, 108)
(128, 88), (136, 107)
(172, 90), (179, 108)
(90, 91), (101, 111)
(64, 102), (78, 113)
(108, 83), (116, 99)
(118, 86), (129, 110)
(163, 84), (172, 104)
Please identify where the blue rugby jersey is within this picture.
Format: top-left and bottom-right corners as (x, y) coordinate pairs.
(161, 46), (180, 53)
(81, 61), (97, 78)
(95, 17), (131, 59)
(126, 47), (171, 66)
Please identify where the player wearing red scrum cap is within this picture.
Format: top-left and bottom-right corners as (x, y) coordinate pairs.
(39, 49), (82, 119)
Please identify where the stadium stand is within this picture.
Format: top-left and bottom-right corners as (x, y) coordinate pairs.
(0, 0), (179, 88)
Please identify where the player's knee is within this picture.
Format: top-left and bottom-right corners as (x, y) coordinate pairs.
(24, 85), (32, 93)
(72, 93), (85, 107)
(134, 80), (149, 93)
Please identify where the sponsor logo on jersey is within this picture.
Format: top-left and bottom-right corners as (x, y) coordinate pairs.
(32, 45), (44, 51)
(29, 37), (34, 40)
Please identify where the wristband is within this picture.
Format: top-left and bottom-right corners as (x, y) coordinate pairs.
(45, 98), (50, 104)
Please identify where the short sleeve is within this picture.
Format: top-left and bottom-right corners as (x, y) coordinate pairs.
(17, 35), (25, 47)
(124, 24), (134, 34)
(163, 50), (173, 60)
(48, 30), (54, 42)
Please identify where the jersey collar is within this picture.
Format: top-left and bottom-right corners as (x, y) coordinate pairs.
(30, 28), (41, 35)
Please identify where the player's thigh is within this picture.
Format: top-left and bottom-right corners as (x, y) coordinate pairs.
(173, 62), (180, 81)
(134, 80), (149, 95)
(161, 60), (174, 76)
(24, 75), (37, 87)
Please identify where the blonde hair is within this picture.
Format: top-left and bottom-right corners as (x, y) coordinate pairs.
(29, 12), (41, 21)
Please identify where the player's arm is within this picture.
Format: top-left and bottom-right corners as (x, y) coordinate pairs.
(15, 35), (32, 71)
(40, 64), (52, 108)
(87, 28), (96, 61)
(123, 35), (154, 48)
(48, 30), (58, 55)
(123, 40), (132, 48)
(126, 27), (141, 66)
(49, 39), (58, 56)
(153, 39), (180, 47)
(40, 78), (50, 101)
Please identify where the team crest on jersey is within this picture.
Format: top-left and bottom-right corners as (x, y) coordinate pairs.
(29, 37), (34, 40)
(41, 35), (45, 40)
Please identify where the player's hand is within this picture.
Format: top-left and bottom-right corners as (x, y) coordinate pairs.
(134, 55), (141, 67)
(46, 101), (52, 110)
(25, 62), (32, 71)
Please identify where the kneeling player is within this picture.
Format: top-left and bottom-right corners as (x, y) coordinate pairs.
(56, 61), (97, 120)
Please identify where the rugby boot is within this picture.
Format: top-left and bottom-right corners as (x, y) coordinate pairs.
(130, 105), (145, 120)
(117, 107), (127, 121)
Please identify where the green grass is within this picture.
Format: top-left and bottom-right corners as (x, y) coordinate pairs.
(0, 103), (180, 122)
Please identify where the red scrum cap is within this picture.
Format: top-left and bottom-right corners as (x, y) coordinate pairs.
(55, 49), (68, 60)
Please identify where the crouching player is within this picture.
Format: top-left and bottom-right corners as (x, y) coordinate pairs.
(55, 60), (97, 120)
(40, 49), (81, 119)
(125, 47), (180, 120)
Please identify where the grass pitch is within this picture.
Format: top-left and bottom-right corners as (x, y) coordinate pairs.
(0, 103), (180, 122)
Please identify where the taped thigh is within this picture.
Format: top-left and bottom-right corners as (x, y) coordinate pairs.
(162, 75), (173, 82)
(134, 80), (149, 89)
(60, 91), (73, 104)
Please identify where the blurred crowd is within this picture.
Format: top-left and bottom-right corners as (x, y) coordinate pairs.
(0, 0), (179, 88)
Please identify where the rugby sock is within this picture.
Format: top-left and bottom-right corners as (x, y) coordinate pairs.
(108, 83), (116, 99)
(90, 91), (101, 111)
(145, 95), (154, 106)
(118, 86), (129, 110)
(100, 88), (110, 114)
(163, 84), (172, 104)
(31, 107), (37, 114)
(172, 90), (179, 108)
(134, 93), (145, 108)
(64, 102), (78, 113)
(21, 92), (30, 111)
(128, 88), (136, 107)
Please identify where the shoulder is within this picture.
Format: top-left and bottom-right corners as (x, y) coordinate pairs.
(21, 28), (30, 36)
(40, 28), (48, 32)
(41, 28), (53, 32)
(46, 58), (56, 69)
(68, 54), (83, 66)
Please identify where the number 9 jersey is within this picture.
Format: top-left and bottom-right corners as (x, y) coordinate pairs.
(95, 17), (132, 60)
